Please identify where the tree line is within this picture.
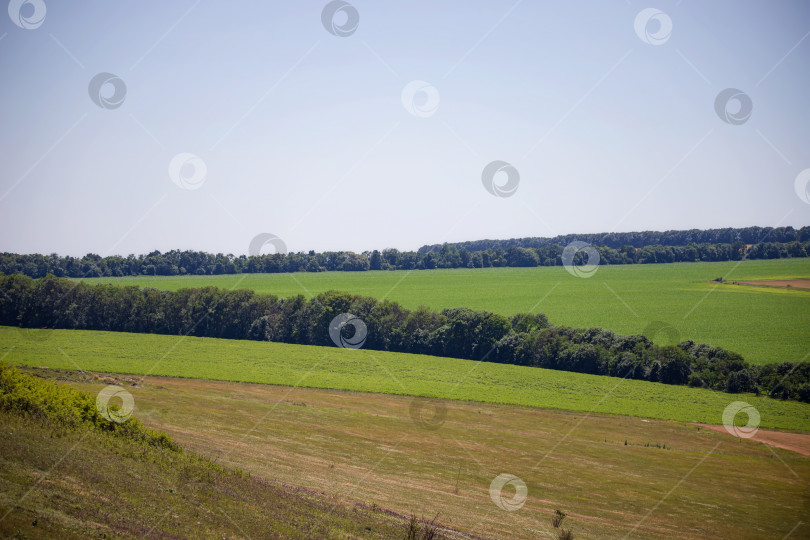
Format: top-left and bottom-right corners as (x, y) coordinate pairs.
(418, 226), (810, 253)
(1, 274), (808, 402)
(2, 238), (809, 278)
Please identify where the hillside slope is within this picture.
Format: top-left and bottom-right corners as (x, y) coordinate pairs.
(0, 364), (445, 539)
(36, 367), (810, 540)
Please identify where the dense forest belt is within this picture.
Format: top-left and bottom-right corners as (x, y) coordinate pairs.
(2, 228), (810, 278)
(418, 225), (810, 252)
(2, 274), (808, 402)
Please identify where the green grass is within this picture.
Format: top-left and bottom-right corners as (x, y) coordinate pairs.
(79, 259), (810, 365)
(3, 326), (809, 431)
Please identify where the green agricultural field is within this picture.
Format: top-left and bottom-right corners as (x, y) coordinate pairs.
(3, 326), (809, 431)
(79, 259), (810, 365)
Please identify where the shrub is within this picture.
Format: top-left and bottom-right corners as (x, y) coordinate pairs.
(551, 509), (567, 528)
(0, 363), (179, 451)
(405, 513), (440, 540)
(557, 528), (574, 540)
(405, 514), (419, 540)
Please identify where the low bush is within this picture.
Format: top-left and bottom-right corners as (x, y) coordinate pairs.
(0, 362), (178, 451)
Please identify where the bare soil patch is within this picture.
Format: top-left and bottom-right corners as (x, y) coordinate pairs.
(730, 278), (810, 290)
(696, 423), (810, 456)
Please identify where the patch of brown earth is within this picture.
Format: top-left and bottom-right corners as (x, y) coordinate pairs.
(696, 423), (810, 456)
(730, 278), (810, 290)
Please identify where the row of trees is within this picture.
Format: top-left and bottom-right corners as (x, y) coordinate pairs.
(1, 274), (808, 402)
(2, 239), (809, 278)
(418, 226), (810, 253)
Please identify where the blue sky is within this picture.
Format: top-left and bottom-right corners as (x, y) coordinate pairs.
(1, 1), (809, 256)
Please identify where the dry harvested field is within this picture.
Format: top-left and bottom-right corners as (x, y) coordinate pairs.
(36, 368), (810, 540)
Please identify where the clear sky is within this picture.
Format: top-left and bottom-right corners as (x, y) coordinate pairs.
(1, 1), (809, 257)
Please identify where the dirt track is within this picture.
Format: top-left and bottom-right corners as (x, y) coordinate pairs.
(732, 278), (810, 290)
(696, 424), (810, 456)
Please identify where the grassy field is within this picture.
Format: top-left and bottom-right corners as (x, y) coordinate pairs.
(34, 368), (810, 539)
(3, 327), (810, 431)
(79, 259), (810, 365)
